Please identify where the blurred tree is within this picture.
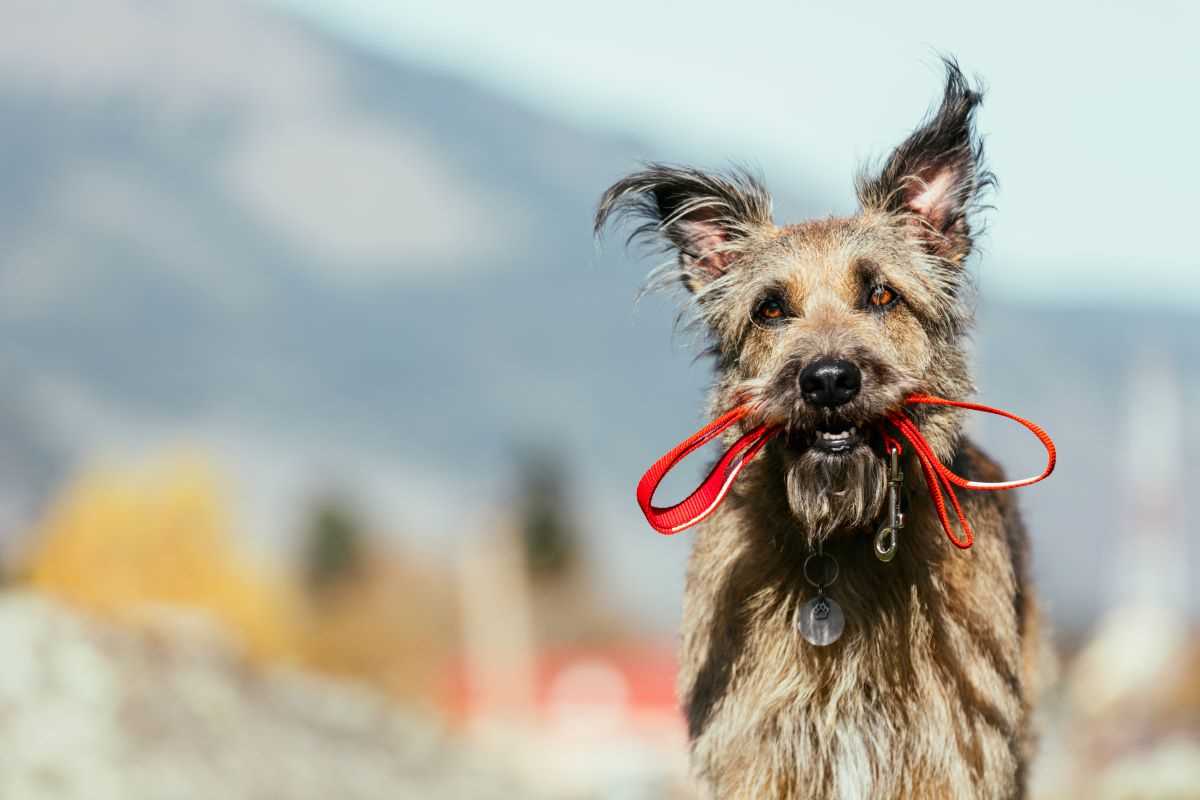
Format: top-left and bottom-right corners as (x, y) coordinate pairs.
(297, 495), (458, 704)
(24, 456), (460, 700)
(303, 494), (365, 594)
(511, 449), (626, 646)
(515, 448), (578, 579)
(24, 454), (300, 661)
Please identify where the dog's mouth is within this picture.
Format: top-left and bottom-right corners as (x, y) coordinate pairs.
(785, 416), (873, 456)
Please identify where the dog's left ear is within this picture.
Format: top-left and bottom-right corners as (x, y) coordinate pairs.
(858, 59), (993, 264)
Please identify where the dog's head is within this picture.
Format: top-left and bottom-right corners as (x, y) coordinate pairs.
(596, 60), (990, 540)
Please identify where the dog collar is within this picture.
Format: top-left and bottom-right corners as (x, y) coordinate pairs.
(635, 394), (1055, 549)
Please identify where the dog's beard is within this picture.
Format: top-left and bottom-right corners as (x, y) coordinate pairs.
(785, 447), (887, 542)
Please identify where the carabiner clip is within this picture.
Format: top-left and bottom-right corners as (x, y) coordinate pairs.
(875, 445), (904, 562)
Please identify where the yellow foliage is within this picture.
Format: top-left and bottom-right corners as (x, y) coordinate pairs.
(26, 454), (300, 661)
(23, 453), (469, 703)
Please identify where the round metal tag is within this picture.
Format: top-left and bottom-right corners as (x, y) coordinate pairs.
(797, 594), (845, 646)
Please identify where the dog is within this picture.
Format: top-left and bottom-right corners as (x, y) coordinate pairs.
(595, 60), (1045, 799)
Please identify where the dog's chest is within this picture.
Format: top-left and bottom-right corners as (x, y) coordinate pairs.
(681, 542), (1024, 799)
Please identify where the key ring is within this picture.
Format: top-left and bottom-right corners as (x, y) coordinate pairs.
(803, 542), (839, 590)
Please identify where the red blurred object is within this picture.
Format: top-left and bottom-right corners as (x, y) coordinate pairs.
(441, 642), (685, 747)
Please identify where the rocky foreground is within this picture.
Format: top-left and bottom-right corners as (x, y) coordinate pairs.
(0, 593), (551, 800)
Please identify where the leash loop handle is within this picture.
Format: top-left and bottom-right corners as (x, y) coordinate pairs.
(635, 406), (779, 534)
(884, 394), (1057, 549)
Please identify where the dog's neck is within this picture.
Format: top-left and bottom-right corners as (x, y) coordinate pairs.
(721, 438), (958, 603)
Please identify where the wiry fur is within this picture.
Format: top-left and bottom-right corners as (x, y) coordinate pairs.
(596, 59), (1044, 799)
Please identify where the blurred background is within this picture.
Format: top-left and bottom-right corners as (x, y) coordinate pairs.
(0, 0), (1197, 797)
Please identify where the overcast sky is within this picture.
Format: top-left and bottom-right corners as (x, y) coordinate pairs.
(269, 0), (1198, 309)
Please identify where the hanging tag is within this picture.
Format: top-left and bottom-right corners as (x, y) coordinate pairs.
(797, 593), (845, 646)
(798, 549), (844, 646)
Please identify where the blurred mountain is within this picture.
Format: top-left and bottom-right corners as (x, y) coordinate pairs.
(0, 0), (1195, 631)
(0, 0), (705, 539)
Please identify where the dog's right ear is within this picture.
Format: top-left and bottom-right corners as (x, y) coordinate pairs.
(594, 165), (774, 292)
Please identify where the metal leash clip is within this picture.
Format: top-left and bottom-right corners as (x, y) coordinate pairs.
(874, 446), (904, 562)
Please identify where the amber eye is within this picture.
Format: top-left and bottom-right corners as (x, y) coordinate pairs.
(868, 285), (898, 309)
(753, 296), (788, 325)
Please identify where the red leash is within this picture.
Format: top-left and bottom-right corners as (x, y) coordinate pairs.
(635, 406), (780, 534)
(636, 395), (1055, 547)
(881, 394), (1056, 548)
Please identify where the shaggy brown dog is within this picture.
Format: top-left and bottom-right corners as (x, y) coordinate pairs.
(596, 60), (1045, 799)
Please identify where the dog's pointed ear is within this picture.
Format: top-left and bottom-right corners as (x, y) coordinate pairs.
(858, 59), (994, 264)
(594, 165), (774, 291)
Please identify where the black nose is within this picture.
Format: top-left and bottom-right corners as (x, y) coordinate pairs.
(799, 358), (862, 407)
